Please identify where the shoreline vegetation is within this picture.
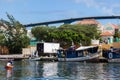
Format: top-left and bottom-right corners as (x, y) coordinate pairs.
(0, 42), (120, 62)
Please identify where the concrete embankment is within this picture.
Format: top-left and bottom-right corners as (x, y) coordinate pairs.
(0, 54), (26, 61)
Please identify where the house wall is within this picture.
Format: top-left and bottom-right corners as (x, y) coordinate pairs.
(102, 36), (113, 44)
(22, 46), (36, 57)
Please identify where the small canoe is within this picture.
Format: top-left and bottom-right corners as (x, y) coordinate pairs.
(5, 66), (14, 70)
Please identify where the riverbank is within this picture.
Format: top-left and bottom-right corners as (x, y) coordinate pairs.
(0, 54), (110, 62)
(0, 54), (58, 61)
(0, 54), (26, 61)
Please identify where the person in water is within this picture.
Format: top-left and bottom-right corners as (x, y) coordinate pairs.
(7, 60), (13, 66)
(5, 60), (14, 70)
(6, 60), (13, 79)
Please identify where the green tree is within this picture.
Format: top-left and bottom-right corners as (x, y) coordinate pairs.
(31, 26), (58, 42)
(31, 24), (100, 47)
(58, 24), (100, 46)
(0, 13), (30, 54)
(31, 26), (50, 41)
(0, 34), (5, 46)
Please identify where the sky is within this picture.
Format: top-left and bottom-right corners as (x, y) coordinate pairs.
(0, 0), (120, 27)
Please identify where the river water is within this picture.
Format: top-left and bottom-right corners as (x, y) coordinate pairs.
(0, 60), (120, 80)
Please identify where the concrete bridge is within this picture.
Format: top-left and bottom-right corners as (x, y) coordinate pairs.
(24, 16), (120, 27)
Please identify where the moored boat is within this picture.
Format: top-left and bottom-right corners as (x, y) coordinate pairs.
(57, 45), (101, 62)
(102, 47), (120, 62)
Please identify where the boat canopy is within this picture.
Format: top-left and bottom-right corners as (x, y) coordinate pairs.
(76, 46), (98, 51)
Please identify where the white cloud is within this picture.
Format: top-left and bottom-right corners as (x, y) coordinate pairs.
(101, 3), (120, 15)
(73, 0), (120, 15)
(102, 7), (114, 15)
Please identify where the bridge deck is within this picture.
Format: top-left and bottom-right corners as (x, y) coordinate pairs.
(24, 16), (120, 27)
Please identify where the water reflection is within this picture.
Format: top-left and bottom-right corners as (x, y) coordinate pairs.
(0, 61), (120, 80)
(6, 69), (13, 80)
(57, 62), (120, 80)
(43, 62), (58, 77)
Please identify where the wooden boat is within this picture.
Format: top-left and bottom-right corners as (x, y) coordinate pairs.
(57, 46), (101, 62)
(102, 48), (120, 62)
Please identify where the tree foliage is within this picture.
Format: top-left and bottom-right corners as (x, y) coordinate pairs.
(31, 24), (100, 47)
(0, 13), (30, 54)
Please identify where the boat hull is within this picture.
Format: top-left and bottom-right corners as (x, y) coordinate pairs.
(108, 59), (120, 62)
(58, 54), (100, 62)
(103, 49), (120, 62)
(57, 46), (101, 62)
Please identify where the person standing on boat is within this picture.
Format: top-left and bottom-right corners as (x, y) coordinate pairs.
(110, 46), (114, 52)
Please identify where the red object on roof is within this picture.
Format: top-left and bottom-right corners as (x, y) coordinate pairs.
(100, 31), (113, 36)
